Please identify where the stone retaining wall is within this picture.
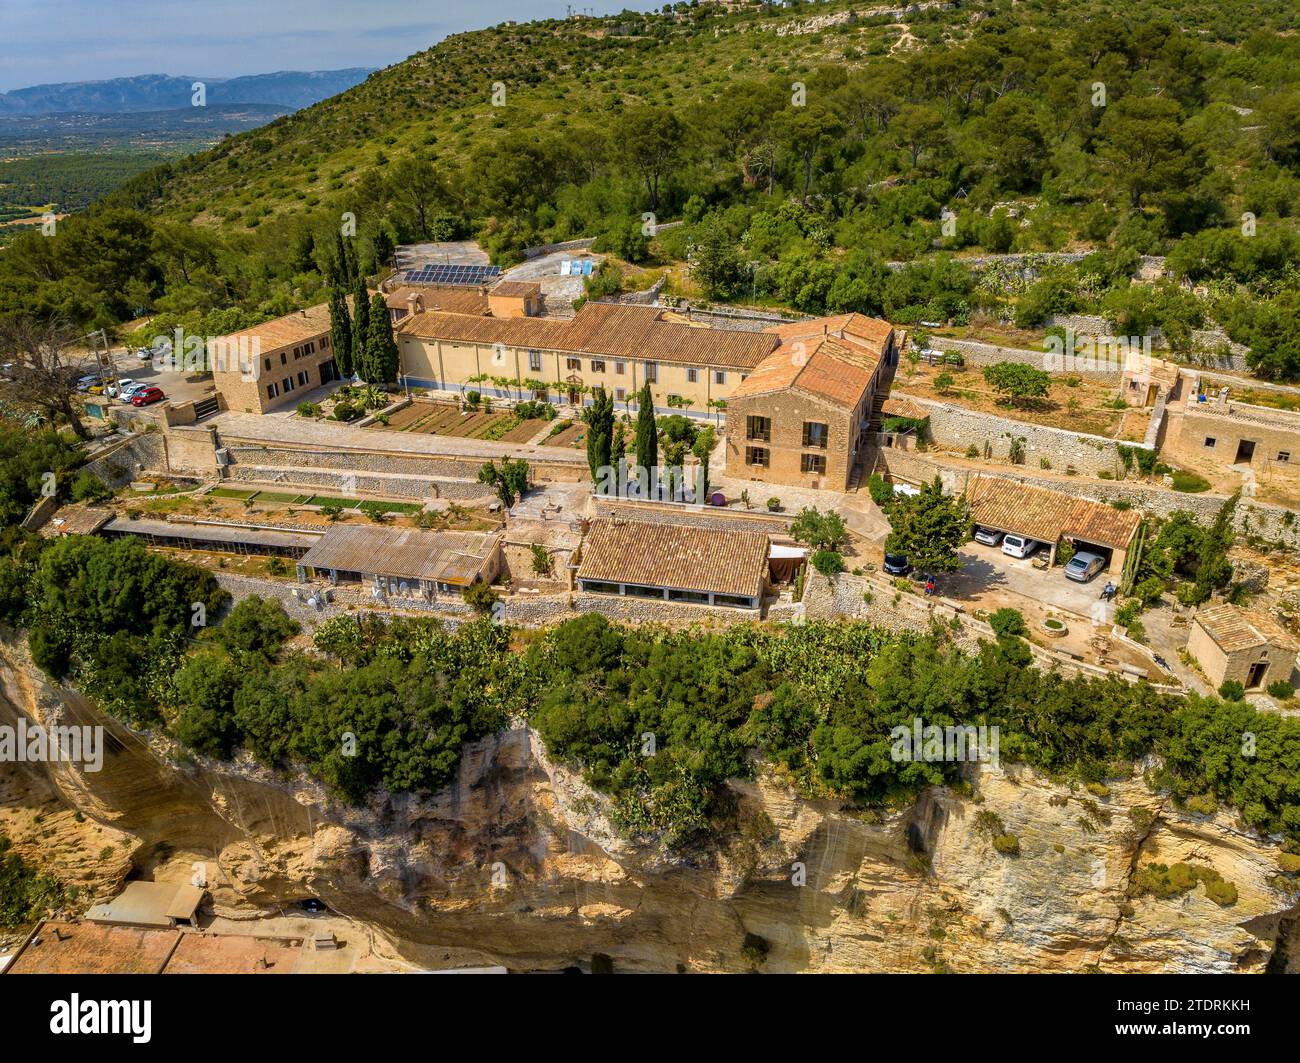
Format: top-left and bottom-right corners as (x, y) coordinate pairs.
(82, 433), (167, 485)
(928, 337), (1120, 378)
(224, 464), (491, 502)
(893, 392), (1150, 475)
(878, 447), (1300, 549)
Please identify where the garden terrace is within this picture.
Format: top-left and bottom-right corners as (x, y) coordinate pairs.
(366, 400), (551, 443)
(894, 360), (1152, 441)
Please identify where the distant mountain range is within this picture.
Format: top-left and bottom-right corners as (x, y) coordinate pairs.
(0, 69), (376, 115)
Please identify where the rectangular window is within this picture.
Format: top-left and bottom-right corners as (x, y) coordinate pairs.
(304, 341), (315, 355)
(280, 352), (287, 365)
(264, 357), (272, 372)
(803, 421), (829, 448)
(321, 335), (330, 350)
(283, 376), (294, 393)
(745, 447), (769, 467)
(266, 382), (279, 399)
(746, 415), (771, 442)
(566, 357), (581, 371)
(615, 361), (626, 375)
(1204, 437), (1216, 447)
(529, 350), (542, 372)
(645, 361), (657, 382)
(801, 453), (827, 475)
(686, 368), (698, 383)
(591, 359), (606, 374)
(615, 388), (626, 401)
(292, 346), (300, 359)
(715, 370), (726, 385)
(297, 371), (308, 386)
(1280, 452), (1292, 463)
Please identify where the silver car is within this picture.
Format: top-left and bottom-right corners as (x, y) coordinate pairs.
(973, 526), (1004, 547)
(1064, 550), (1106, 583)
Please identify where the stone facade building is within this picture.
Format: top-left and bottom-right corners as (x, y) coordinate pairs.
(209, 302), (340, 414)
(1162, 377), (1300, 477)
(396, 300), (780, 414)
(723, 314), (895, 491)
(1186, 603), (1298, 692)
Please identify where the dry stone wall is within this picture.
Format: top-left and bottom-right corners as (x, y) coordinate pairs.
(894, 392), (1150, 475)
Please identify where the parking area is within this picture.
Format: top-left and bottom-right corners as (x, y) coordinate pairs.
(945, 541), (1112, 617)
(76, 349), (216, 408)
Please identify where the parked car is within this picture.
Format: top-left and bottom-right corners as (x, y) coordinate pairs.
(131, 386), (165, 406)
(105, 378), (135, 398)
(1064, 550), (1107, 583)
(134, 346), (153, 361)
(1001, 534), (1038, 559)
(119, 381), (150, 401)
(892, 483), (921, 498)
(883, 551), (912, 576)
(973, 526), (1004, 547)
(76, 374), (103, 392)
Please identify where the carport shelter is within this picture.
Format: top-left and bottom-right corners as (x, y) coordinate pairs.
(966, 477), (1142, 574)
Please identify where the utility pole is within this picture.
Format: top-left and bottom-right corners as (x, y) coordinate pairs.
(86, 328), (117, 390)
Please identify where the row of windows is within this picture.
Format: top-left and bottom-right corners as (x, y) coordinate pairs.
(745, 415), (828, 448)
(263, 335), (327, 373)
(266, 369), (311, 400)
(549, 354), (733, 386)
(743, 448), (827, 474)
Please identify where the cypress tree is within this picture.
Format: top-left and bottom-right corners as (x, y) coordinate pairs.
(583, 387), (613, 489)
(634, 381), (657, 483)
(350, 277), (370, 380)
(610, 420), (626, 495)
(366, 292), (400, 383)
(328, 286), (353, 377)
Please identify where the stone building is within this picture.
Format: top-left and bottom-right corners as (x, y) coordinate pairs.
(297, 525), (503, 600)
(396, 300), (780, 414)
(722, 314), (895, 491)
(209, 302), (340, 414)
(1186, 603), (1299, 692)
(575, 517), (771, 610)
(1162, 376), (1300, 477)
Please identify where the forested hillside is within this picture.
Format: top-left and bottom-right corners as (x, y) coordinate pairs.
(2, 0), (1299, 375)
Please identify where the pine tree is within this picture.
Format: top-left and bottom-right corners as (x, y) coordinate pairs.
(366, 292), (399, 383)
(350, 277), (370, 380)
(328, 286), (353, 377)
(634, 381), (657, 484)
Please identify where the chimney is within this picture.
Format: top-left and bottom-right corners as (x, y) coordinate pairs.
(408, 293), (423, 314)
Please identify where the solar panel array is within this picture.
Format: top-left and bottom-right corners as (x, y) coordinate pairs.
(402, 263), (502, 287)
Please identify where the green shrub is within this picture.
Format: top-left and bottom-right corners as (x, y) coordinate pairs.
(992, 833), (1021, 856)
(1267, 679), (1294, 700)
(811, 549), (845, 579)
(71, 471), (113, 504)
(1171, 470), (1211, 493)
(332, 401), (357, 421)
(296, 401), (320, 417)
(1218, 679), (1246, 701)
(989, 608), (1027, 638)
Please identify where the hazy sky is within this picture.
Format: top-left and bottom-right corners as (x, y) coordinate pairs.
(0, 1), (634, 92)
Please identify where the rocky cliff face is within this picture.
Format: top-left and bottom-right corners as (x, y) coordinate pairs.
(2, 634), (1296, 973)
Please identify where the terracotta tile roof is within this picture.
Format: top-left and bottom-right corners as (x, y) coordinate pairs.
(398, 302), (779, 370)
(577, 518), (769, 599)
(765, 313), (894, 355)
(881, 397), (930, 420)
(215, 302), (334, 352)
(730, 335), (878, 408)
(299, 526), (502, 586)
(491, 281), (542, 298)
(386, 286), (489, 316)
(967, 477), (1141, 549)
(1195, 603), (1298, 653)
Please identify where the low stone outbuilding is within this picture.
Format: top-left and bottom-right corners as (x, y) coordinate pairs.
(576, 518), (770, 609)
(1186, 603), (1299, 692)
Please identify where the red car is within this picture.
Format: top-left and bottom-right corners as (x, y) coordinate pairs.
(131, 386), (165, 407)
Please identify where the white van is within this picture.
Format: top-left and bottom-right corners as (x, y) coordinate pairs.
(1001, 534), (1038, 559)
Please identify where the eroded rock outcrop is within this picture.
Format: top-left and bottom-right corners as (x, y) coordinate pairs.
(2, 634), (1296, 973)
